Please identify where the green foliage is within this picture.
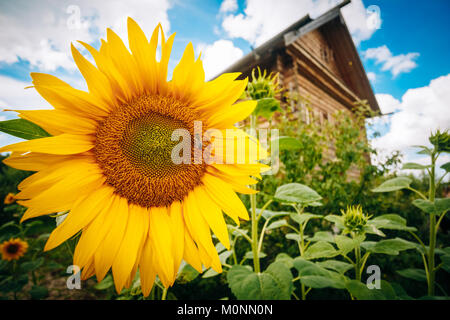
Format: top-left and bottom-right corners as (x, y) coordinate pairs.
(227, 261), (293, 300)
(372, 177), (412, 192)
(274, 183), (322, 205)
(0, 118), (50, 140)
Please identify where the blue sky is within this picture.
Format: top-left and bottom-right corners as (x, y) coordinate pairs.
(0, 0), (449, 171)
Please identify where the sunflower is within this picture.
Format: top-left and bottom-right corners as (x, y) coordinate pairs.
(0, 18), (267, 295)
(4, 193), (16, 205)
(0, 238), (28, 261)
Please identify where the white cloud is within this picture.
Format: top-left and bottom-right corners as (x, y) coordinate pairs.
(375, 93), (401, 114)
(0, 75), (51, 110)
(197, 40), (244, 80)
(364, 45), (419, 78)
(221, 0), (379, 46)
(219, 0), (238, 14)
(0, 0), (172, 72)
(371, 74), (450, 164)
(341, 1), (381, 45)
(367, 72), (377, 83)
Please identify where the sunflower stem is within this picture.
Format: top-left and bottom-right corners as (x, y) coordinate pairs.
(249, 114), (260, 273)
(427, 151), (437, 296)
(161, 287), (168, 300)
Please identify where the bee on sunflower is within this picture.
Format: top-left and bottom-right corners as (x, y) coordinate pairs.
(0, 238), (28, 261)
(0, 18), (267, 295)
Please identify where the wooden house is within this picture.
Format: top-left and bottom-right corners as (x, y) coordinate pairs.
(218, 0), (379, 177)
(219, 0), (379, 119)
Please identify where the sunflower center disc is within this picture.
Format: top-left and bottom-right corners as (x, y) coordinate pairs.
(95, 95), (206, 207)
(6, 244), (19, 254)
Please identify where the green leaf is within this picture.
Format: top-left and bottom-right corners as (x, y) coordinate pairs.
(289, 212), (321, 226)
(304, 241), (339, 260)
(293, 258), (346, 289)
(219, 250), (232, 264)
(402, 162), (430, 170)
(300, 275), (346, 289)
(316, 260), (353, 274)
(275, 136), (302, 151)
(20, 257), (44, 273)
(177, 264), (200, 284)
(94, 274), (114, 290)
(257, 209), (290, 220)
(215, 242), (226, 254)
(285, 233), (300, 242)
(334, 235), (364, 255)
(440, 162), (450, 172)
(440, 254), (450, 273)
(254, 97), (281, 118)
(308, 231), (335, 243)
(413, 198), (450, 214)
(29, 285), (49, 300)
(244, 251), (267, 259)
(345, 280), (386, 300)
(435, 198), (450, 214)
(324, 215), (345, 229)
(361, 238), (416, 255)
(412, 199), (436, 214)
(397, 268), (427, 282)
(390, 282), (413, 300)
(275, 253), (294, 269)
(369, 214), (417, 232)
(266, 219), (288, 230)
(293, 257), (329, 277)
(364, 224), (386, 237)
(372, 177), (412, 193)
(227, 264), (292, 300)
(202, 268), (219, 278)
(0, 119), (51, 140)
(264, 261), (294, 298)
(0, 274), (28, 293)
(274, 183), (322, 205)
(414, 145), (432, 156)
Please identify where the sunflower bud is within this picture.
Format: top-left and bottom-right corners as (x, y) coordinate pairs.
(429, 129), (450, 153)
(341, 205), (371, 234)
(246, 67), (281, 100)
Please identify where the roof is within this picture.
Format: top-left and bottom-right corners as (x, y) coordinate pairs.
(217, 0), (380, 113)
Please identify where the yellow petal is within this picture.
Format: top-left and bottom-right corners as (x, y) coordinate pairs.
(139, 237), (157, 297)
(207, 100), (256, 129)
(183, 192), (221, 270)
(168, 201), (185, 276)
(106, 28), (142, 97)
(202, 173), (249, 222)
(3, 152), (72, 172)
(148, 206), (175, 287)
(73, 194), (119, 269)
(127, 17), (158, 95)
(182, 227), (203, 273)
(44, 186), (114, 251)
(0, 134), (94, 155)
(71, 43), (117, 109)
(157, 28), (175, 95)
(171, 42), (205, 101)
(193, 187), (230, 249)
(30, 72), (110, 117)
(112, 204), (148, 293)
(94, 195), (129, 282)
(17, 109), (97, 135)
(19, 164), (105, 222)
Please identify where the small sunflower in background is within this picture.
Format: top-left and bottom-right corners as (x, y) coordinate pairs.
(0, 18), (267, 295)
(0, 238), (28, 261)
(3, 193), (16, 205)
